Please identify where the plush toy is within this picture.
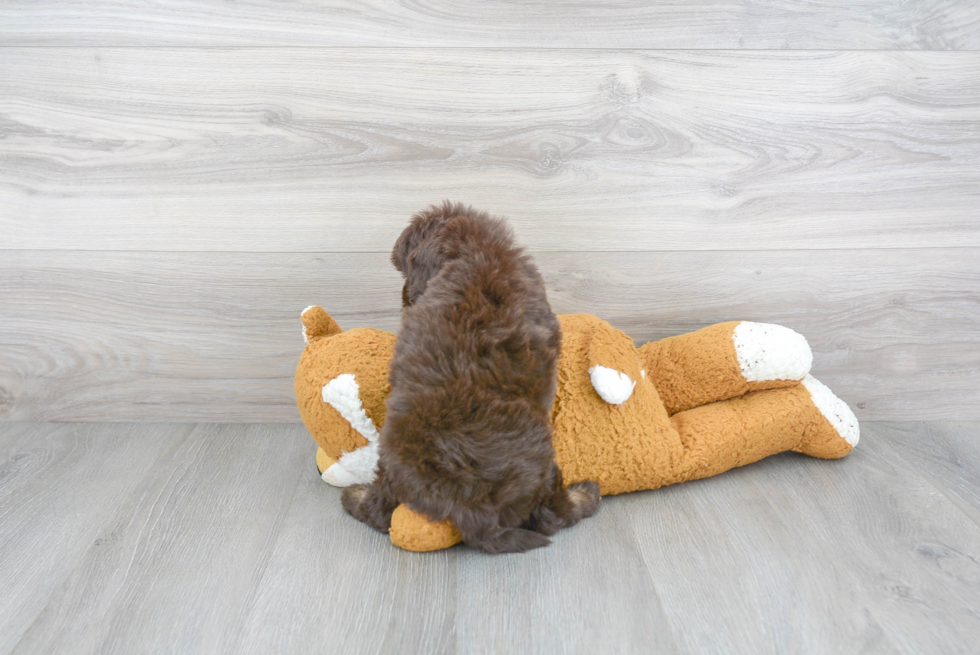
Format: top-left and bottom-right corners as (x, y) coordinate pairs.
(296, 306), (859, 552)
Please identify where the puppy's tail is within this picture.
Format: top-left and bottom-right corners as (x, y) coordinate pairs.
(450, 506), (553, 554)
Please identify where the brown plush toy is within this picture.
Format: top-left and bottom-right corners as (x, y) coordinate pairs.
(296, 306), (859, 552)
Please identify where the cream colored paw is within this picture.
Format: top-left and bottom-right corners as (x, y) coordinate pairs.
(589, 365), (636, 405)
(802, 375), (860, 447)
(733, 322), (812, 382)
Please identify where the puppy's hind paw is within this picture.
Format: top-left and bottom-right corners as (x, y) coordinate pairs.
(567, 481), (601, 520)
(341, 484), (370, 516)
(341, 484), (395, 533)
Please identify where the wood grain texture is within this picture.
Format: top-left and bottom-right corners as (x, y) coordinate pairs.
(2, 48), (979, 252)
(232, 447), (461, 655)
(0, 423), (183, 653)
(451, 498), (677, 655)
(0, 251), (402, 422)
(623, 422), (980, 653)
(3, 422), (980, 653)
(10, 423), (310, 655)
(879, 421), (980, 529)
(1, 1), (978, 48)
(2, 248), (976, 422)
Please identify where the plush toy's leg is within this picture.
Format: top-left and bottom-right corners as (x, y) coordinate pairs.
(667, 375), (858, 484)
(390, 504), (463, 552)
(639, 321), (813, 415)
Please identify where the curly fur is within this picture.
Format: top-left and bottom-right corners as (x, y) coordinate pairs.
(342, 202), (600, 553)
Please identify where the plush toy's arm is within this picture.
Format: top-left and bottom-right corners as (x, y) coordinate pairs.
(638, 321), (812, 415)
(581, 318), (643, 405)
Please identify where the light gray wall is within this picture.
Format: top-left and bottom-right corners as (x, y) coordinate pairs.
(1, 3), (978, 421)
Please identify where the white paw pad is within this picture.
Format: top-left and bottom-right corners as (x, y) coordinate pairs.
(589, 366), (636, 405)
(802, 375), (860, 447)
(733, 322), (812, 382)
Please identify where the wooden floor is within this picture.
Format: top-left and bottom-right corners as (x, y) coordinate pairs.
(1, 421), (978, 654)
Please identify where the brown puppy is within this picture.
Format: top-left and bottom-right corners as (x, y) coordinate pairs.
(341, 202), (600, 553)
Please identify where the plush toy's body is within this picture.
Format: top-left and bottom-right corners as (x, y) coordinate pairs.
(297, 306), (858, 552)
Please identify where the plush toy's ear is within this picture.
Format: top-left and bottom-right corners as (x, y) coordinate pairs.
(301, 305), (342, 344)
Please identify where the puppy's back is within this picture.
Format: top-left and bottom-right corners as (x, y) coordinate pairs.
(343, 204), (599, 553)
(383, 207), (564, 536)
(390, 207), (560, 413)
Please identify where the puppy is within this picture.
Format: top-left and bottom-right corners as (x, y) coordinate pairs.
(342, 202), (600, 553)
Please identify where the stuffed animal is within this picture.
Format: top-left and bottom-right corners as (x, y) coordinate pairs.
(296, 306), (859, 552)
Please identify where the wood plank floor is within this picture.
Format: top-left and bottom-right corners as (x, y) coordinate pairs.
(2, 422), (979, 654)
(3, 1), (978, 48)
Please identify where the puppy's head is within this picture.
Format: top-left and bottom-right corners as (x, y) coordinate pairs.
(392, 201), (482, 306)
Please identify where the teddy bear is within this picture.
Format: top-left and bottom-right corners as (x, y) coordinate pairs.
(296, 305), (859, 552)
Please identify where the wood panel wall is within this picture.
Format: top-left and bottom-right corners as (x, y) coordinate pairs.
(1, 2), (978, 421)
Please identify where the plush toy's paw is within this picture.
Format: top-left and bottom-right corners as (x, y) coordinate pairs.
(733, 322), (812, 382)
(389, 505), (462, 552)
(802, 375), (860, 446)
(588, 366), (636, 405)
(316, 447), (336, 475)
(796, 374), (860, 458)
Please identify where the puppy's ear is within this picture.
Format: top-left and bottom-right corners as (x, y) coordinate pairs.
(392, 205), (454, 305)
